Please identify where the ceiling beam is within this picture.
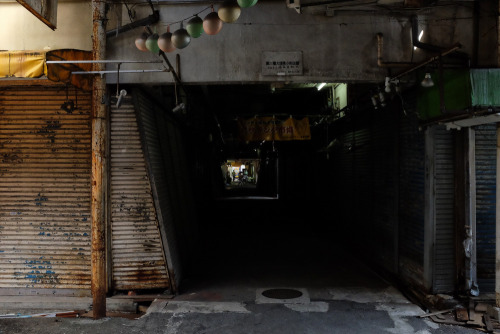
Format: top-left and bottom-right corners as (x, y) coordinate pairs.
(16, 0), (58, 30)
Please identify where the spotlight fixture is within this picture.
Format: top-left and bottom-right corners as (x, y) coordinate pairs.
(378, 90), (386, 107)
(116, 89), (127, 109)
(384, 77), (391, 93)
(421, 73), (434, 88)
(172, 102), (186, 114)
(371, 95), (379, 110)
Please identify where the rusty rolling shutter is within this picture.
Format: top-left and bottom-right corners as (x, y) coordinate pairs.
(0, 86), (91, 294)
(352, 128), (372, 255)
(132, 89), (182, 291)
(432, 125), (456, 293)
(110, 95), (169, 291)
(398, 105), (426, 285)
(370, 110), (398, 274)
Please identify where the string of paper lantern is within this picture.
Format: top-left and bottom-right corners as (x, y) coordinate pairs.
(135, 0), (258, 53)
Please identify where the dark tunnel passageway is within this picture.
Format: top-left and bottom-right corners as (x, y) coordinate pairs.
(177, 83), (407, 298)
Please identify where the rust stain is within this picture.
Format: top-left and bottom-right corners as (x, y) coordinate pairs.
(1, 152), (22, 163)
(35, 193), (48, 206)
(36, 120), (61, 143)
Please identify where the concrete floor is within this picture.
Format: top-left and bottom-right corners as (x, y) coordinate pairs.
(0, 195), (485, 333)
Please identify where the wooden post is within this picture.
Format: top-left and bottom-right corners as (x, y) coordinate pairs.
(91, 0), (107, 319)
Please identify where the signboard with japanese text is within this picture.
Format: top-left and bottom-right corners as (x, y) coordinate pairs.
(261, 51), (303, 76)
(238, 116), (311, 141)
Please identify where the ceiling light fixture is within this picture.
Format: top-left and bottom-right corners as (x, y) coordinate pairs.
(414, 30), (424, 50)
(384, 77), (391, 93)
(421, 73), (434, 88)
(317, 83), (326, 91)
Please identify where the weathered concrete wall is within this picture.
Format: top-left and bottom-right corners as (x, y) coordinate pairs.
(106, 2), (476, 85)
(0, 1), (92, 51)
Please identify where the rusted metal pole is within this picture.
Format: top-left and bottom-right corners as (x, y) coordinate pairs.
(91, 0), (107, 319)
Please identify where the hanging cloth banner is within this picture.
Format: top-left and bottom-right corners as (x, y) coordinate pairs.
(238, 116), (311, 141)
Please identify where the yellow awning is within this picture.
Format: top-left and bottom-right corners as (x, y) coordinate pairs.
(0, 50), (93, 90)
(0, 51), (47, 78)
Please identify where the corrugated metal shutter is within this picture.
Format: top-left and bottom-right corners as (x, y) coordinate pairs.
(161, 120), (198, 265)
(110, 95), (170, 291)
(371, 111), (398, 273)
(353, 128), (372, 242)
(475, 124), (496, 292)
(0, 86), (91, 294)
(398, 108), (426, 285)
(133, 89), (182, 291)
(336, 130), (354, 225)
(433, 125), (456, 293)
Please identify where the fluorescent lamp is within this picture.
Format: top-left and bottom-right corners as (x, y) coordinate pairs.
(317, 83), (326, 91)
(414, 30), (424, 50)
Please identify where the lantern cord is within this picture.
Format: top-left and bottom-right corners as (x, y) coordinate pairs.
(145, 26), (184, 92)
(161, 5), (212, 27)
(124, 3), (135, 23)
(146, 0), (155, 13)
(174, 82), (178, 106)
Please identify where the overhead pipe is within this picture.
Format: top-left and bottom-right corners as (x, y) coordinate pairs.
(390, 43), (461, 81)
(106, 11), (159, 38)
(378, 14), (466, 69)
(411, 15), (444, 53)
(105, 6), (185, 93)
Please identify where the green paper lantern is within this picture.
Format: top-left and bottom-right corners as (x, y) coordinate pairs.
(237, 0), (258, 8)
(186, 15), (204, 38)
(145, 33), (160, 54)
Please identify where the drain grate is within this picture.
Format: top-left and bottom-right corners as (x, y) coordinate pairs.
(261, 288), (303, 300)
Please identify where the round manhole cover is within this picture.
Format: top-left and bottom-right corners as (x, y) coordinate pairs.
(261, 288), (303, 300)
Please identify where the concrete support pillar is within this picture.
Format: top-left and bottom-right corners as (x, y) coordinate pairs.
(91, 0), (107, 320)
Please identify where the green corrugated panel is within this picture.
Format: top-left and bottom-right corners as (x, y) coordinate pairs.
(417, 69), (471, 120)
(471, 69), (500, 106)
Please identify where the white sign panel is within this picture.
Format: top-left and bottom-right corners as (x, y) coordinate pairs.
(262, 51), (303, 76)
